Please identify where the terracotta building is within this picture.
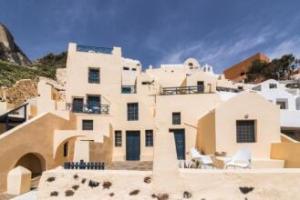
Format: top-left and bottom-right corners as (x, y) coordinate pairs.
(224, 53), (270, 82)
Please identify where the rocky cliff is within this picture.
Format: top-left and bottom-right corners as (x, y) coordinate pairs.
(0, 23), (31, 66)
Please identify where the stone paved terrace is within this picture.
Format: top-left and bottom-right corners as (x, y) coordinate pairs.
(107, 161), (153, 171)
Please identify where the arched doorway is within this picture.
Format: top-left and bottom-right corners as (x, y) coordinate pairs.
(14, 153), (46, 178)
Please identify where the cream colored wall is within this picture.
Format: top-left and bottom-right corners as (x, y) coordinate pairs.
(215, 92), (281, 158)
(196, 111), (216, 154)
(271, 136), (300, 167)
(65, 43), (156, 162)
(0, 112), (76, 192)
(155, 94), (222, 157)
(185, 71), (217, 93)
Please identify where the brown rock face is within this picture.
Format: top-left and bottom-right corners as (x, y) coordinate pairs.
(0, 79), (38, 106)
(0, 23), (31, 66)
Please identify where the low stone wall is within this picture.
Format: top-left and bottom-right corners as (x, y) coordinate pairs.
(271, 141), (300, 167)
(38, 168), (300, 199)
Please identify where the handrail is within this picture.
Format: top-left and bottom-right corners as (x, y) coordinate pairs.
(216, 86), (242, 93)
(160, 85), (207, 95)
(66, 103), (109, 114)
(77, 44), (113, 54)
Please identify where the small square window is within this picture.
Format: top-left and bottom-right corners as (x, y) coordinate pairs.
(145, 130), (153, 147)
(172, 112), (181, 125)
(115, 131), (122, 147)
(123, 67), (130, 70)
(269, 83), (277, 89)
(82, 120), (93, 130)
(236, 120), (255, 143)
(88, 68), (100, 83)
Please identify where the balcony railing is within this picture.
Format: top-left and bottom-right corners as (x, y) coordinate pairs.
(216, 86), (242, 93)
(121, 85), (136, 94)
(160, 86), (207, 95)
(66, 103), (109, 114)
(76, 44), (113, 54)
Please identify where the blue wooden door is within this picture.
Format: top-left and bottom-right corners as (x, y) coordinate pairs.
(173, 129), (186, 160)
(126, 131), (140, 160)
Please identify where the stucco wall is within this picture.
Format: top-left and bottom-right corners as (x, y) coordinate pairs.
(271, 141), (300, 167)
(214, 92), (281, 158)
(196, 111), (216, 154)
(0, 112), (76, 192)
(155, 94), (222, 156)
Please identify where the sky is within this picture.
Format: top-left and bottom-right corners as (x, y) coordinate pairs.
(0, 0), (300, 72)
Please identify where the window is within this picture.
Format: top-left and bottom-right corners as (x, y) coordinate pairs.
(172, 112), (181, 125)
(88, 68), (100, 83)
(121, 86), (136, 94)
(197, 81), (204, 92)
(82, 120), (93, 130)
(114, 131), (122, 147)
(123, 67), (130, 70)
(269, 83), (277, 89)
(132, 68), (137, 71)
(236, 120), (255, 143)
(127, 103), (139, 121)
(87, 95), (101, 113)
(63, 142), (68, 157)
(276, 99), (288, 109)
(72, 98), (83, 112)
(145, 130), (153, 147)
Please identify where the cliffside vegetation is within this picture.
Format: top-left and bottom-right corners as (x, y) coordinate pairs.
(246, 54), (300, 83)
(0, 52), (66, 87)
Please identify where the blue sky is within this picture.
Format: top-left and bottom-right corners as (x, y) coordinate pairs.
(1, 0), (300, 72)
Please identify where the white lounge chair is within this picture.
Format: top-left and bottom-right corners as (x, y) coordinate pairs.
(190, 148), (214, 169)
(224, 148), (251, 169)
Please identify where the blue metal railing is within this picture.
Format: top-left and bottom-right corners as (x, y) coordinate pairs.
(76, 44), (113, 54)
(66, 103), (109, 114)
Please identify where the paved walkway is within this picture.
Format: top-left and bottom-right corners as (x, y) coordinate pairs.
(107, 161), (153, 171)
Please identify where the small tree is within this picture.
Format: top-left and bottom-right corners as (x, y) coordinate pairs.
(246, 54), (299, 82)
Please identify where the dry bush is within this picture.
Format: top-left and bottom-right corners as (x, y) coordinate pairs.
(103, 181), (112, 189)
(65, 190), (74, 197)
(144, 176), (151, 184)
(46, 177), (55, 182)
(50, 191), (58, 196)
(72, 185), (79, 190)
(129, 189), (140, 195)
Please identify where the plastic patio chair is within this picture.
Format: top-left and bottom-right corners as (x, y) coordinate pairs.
(224, 148), (251, 169)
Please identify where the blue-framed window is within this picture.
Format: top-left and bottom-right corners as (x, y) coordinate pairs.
(88, 68), (100, 83)
(236, 120), (255, 143)
(127, 103), (138, 121)
(145, 130), (153, 147)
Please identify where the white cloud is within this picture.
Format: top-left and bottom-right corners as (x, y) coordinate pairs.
(157, 27), (272, 68)
(267, 37), (300, 59)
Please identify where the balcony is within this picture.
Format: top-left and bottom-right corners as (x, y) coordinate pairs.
(216, 86), (242, 93)
(160, 86), (207, 95)
(121, 85), (136, 94)
(76, 44), (113, 54)
(66, 103), (109, 114)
